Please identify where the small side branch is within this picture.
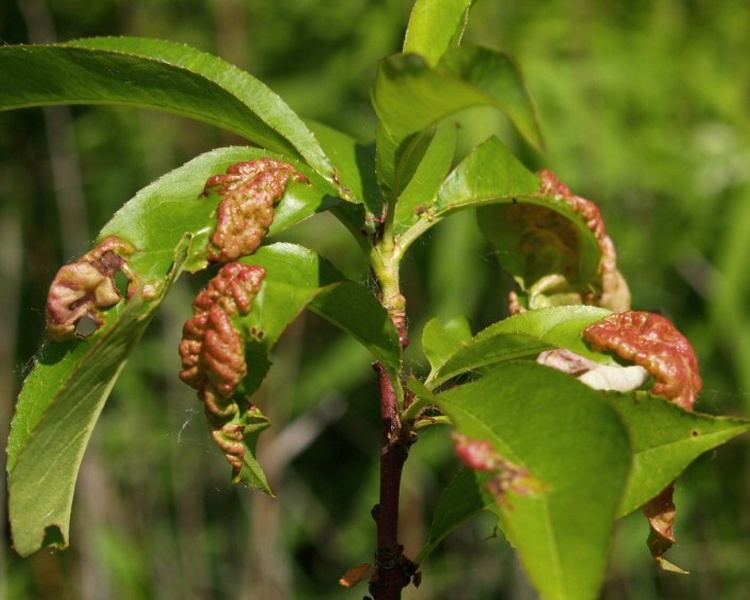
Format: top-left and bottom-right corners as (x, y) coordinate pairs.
(369, 363), (418, 600)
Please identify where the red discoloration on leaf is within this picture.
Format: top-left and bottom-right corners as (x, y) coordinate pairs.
(201, 307), (247, 396)
(178, 262), (266, 473)
(453, 434), (544, 507)
(210, 423), (246, 472)
(584, 310), (701, 570)
(583, 311), (702, 410)
(454, 433), (502, 472)
(203, 159), (308, 262)
(193, 260), (266, 316)
(46, 236), (136, 341)
(538, 169), (631, 312)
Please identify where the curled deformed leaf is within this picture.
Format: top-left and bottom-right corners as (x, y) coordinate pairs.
(537, 170), (630, 312)
(481, 169), (630, 314)
(538, 348), (649, 393)
(46, 235), (137, 341)
(583, 311), (702, 411)
(179, 262), (267, 473)
(203, 159), (309, 262)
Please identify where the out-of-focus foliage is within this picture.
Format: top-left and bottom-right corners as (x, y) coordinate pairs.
(1, 0), (748, 598)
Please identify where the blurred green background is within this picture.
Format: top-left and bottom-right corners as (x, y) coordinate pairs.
(2, 0), (749, 598)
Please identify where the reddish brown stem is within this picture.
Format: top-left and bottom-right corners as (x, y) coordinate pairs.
(369, 363), (417, 600)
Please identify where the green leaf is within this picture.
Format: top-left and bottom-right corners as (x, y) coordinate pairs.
(306, 120), (382, 222)
(240, 243), (402, 382)
(6, 151), (334, 553)
(7, 239), (190, 557)
(418, 467), (488, 563)
(403, 0), (475, 65)
(373, 46), (542, 194)
(309, 283), (402, 375)
(394, 121), (457, 235)
(396, 135), (540, 250)
(436, 361), (632, 600)
(99, 146), (333, 278)
(422, 315), (472, 373)
(235, 406), (273, 492)
(435, 135), (541, 214)
(0, 38), (336, 185)
(605, 392), (750, 517)
(431, 305), (613, 387)
(439, 46), (543, 151)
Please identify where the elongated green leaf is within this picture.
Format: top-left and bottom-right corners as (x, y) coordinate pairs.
(7, 239), (189, 556)
(0, 38), (336, 185)
(394, 121), (457, 235)
(7, 150), (334, 553)
(100, 146), (333, 278)
(306, 120), (382, 224)
(440, 46), (543, 150)
(418, 466), (488, 563)
(437, 361), (632, 600)
(422, 315), (472, 373)
(606, 392), (750, 516)
(373, 46), (542, 193)
(419, 389), (750, 574)
(309, 284), (402, 375)
(403, 0), (475, 65)
(431, 305), (613, 387)
(435, 135), (540, 214)
(396, 135), (540, 249)
(239, 243), (402, 382)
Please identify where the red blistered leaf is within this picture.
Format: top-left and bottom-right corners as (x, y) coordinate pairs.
(583, 310), (702, 571)
(538, 169), (631, 312)
(178, 262), (266, 473)
(46, 235), (137, 341)
(583, 311), (702, 410)
(203, 159), (308, 262)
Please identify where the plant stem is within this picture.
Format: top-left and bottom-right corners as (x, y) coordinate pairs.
(370, 362), (417, 600)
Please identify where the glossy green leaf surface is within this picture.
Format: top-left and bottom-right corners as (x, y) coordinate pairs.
(240, 243), (402, 384)
(421, 315), (472, 373)
(0, 38), (336, 185)
(418, 466), (488, 563)
(437, 361), (632, 600)
(396, 135), (540, 249)
(606, 392), (750, 516)
(434, 136), (540, 214)
(373, 45), (542, 194)
(419, 389), (750, 577)
(403, 0), (474, 65)
(7, 241), (188, 557)
(6, 150), (335, 553)
(394, 121), (457, 235)
(100, 146), (333, 278)
(430, 305), (613, 387)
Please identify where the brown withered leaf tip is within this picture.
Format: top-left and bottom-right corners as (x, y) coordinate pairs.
(538, 169), (631, 312)
(583, 310), (702, 410)
(203, 158), (308, 262)
(46, 235), (136, 341)
(178, 262), (266, 471)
